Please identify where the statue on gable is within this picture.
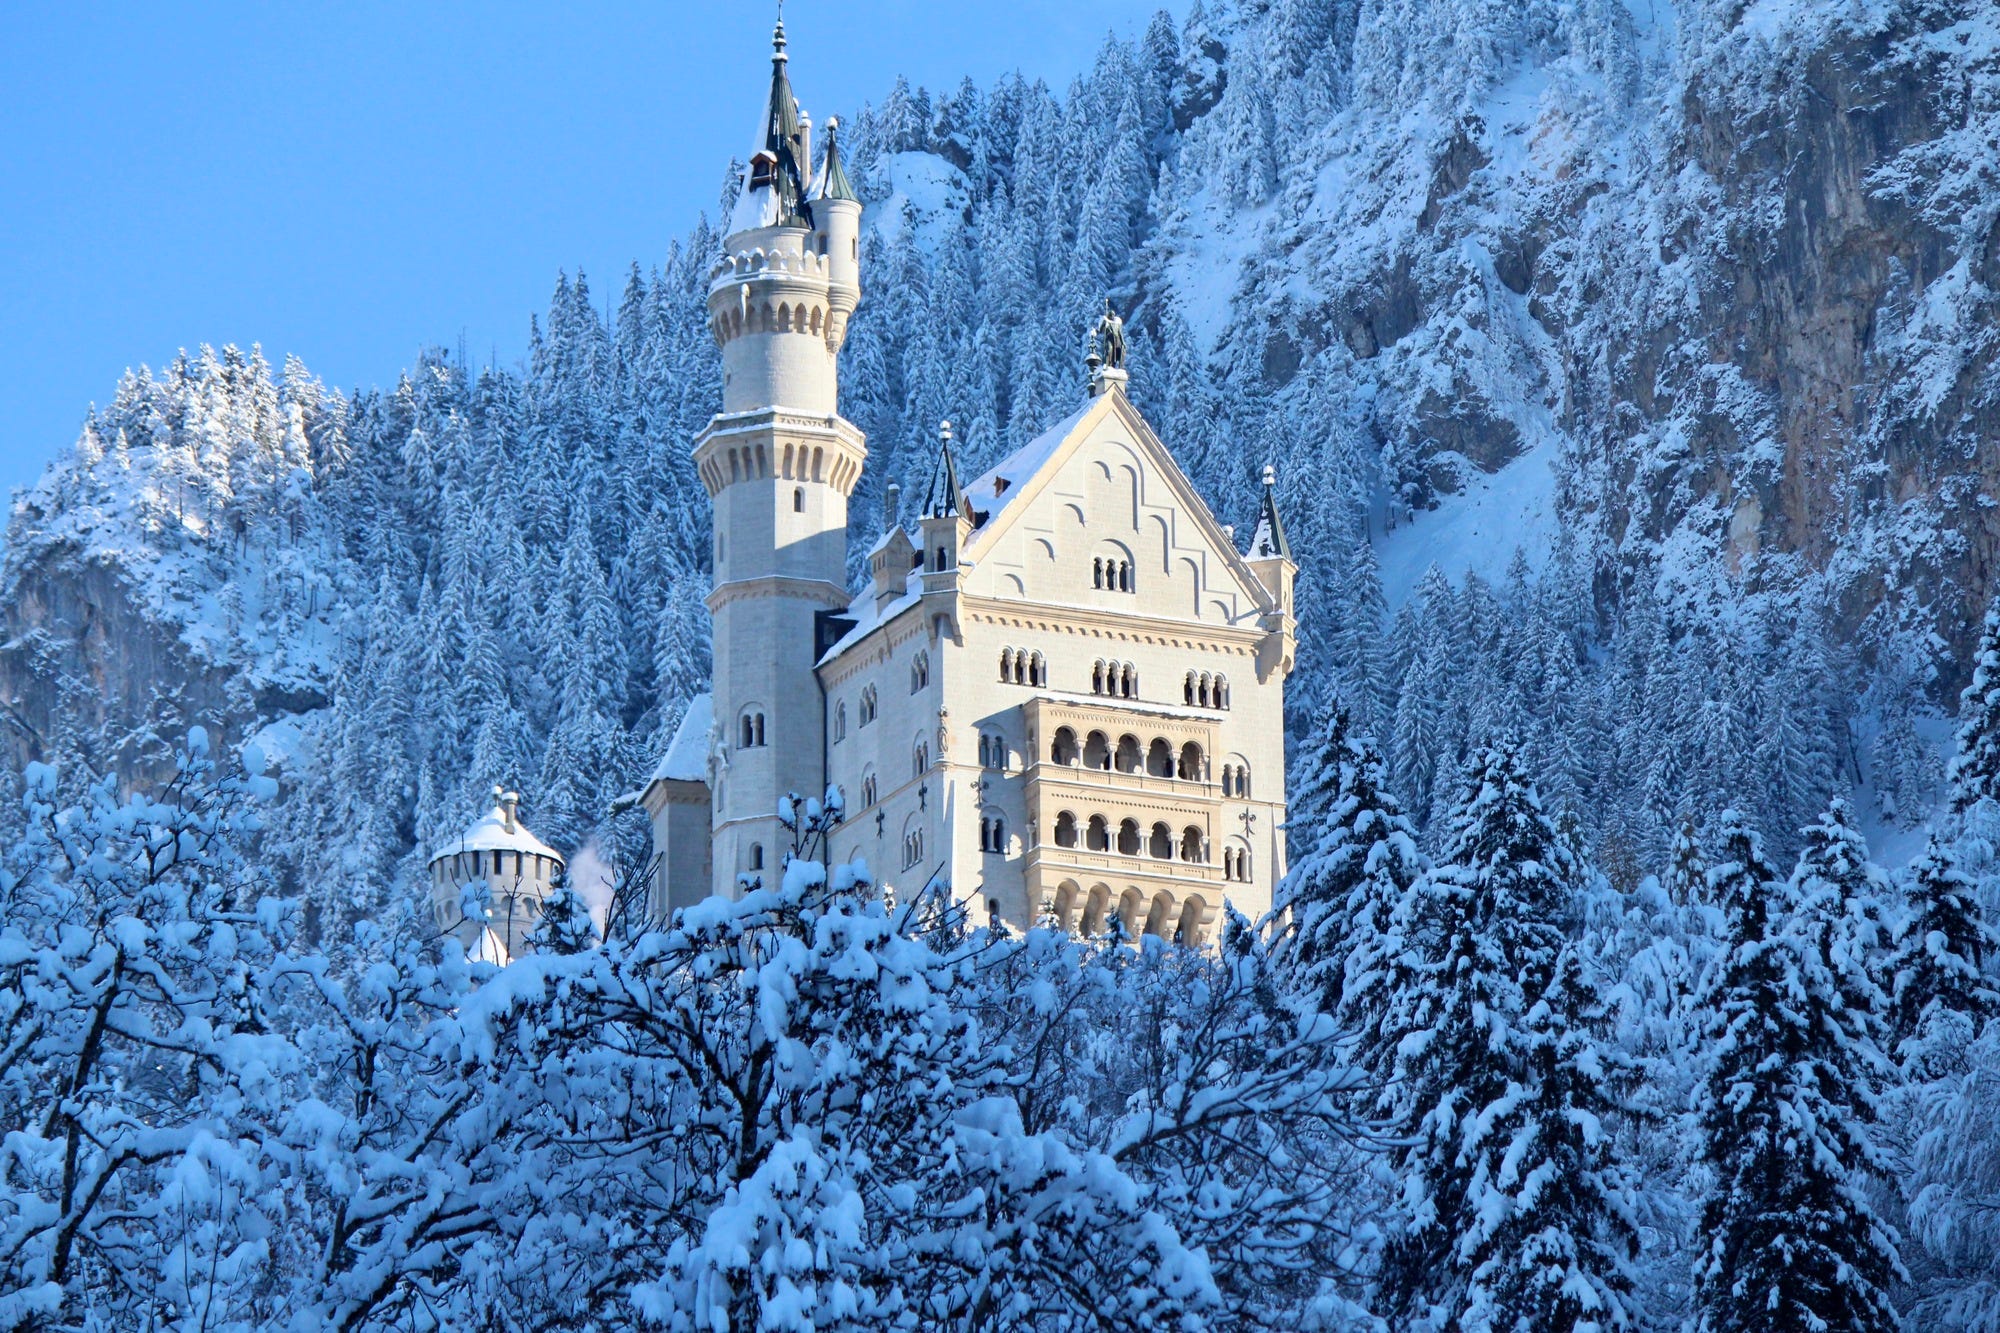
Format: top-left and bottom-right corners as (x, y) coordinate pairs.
(1095, 300), (1126, 371)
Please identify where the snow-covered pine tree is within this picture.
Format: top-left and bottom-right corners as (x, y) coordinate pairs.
(1379, 746), (1629, 1327)
(1889, 835), (1999, 1066)
(1952, 597), (2000, 812)
(1691, 810), (1903, 1333)
(529, 862), (599, 955)
(1275, 701), (1425, 1048)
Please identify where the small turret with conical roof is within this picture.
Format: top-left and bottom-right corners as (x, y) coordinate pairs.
(1245, 466), (1297, 679)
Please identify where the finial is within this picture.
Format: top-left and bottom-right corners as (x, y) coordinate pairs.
(773, 2), (788, 60)
(885, 481), (901, 526)
(940, 419), (953, 444)
(1262, 464), (1276, 488)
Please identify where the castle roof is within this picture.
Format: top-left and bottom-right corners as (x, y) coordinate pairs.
(652, 693), (714, 784)
(728, 17), (814, 236)
(811, 116), (858, 203)
(429, 801), (562, 868)
(1247, 470), (1291, 561)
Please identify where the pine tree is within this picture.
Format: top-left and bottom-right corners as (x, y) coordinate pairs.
(1379, 747), (1618, 1324)
(1276, 702), (1425, 1048)
(1889, 836), (1999, 1063)
(1950, 597), (2000, 811)
(529, 864), (599, 955)
(1691, 811), (1903, 1333)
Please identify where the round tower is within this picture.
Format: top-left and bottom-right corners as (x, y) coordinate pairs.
(694, 18), (867, 895)
(427, 788), (565, 963)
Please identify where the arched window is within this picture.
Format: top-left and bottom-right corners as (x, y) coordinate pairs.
(1180, 826), (1205, 863)
(981, 815), (1007, 855)
(749, 843), (764, 871)
(913, 739), (930, 779)
(1093, 661), (1106, 694)
(1118, 819), (1142, 856)
(1176, 895), (1208, 947)
(1149, 823), (1173, 859)
(1081, 885), (1110, 934)
(1178, 742), (1205, 782)
(1120, 665), (1137, 698)
(980, 732), (1006, 770)
(1051, 727), (1080, 765)
(911, 651), (930, 692)
(1093, 558), (1105, 589)
(1186, 672), (1198, 705)
(1147, 738), (1174, 777)
(833, 702), (847, 742)
(1215, 674), (1230, 709)
(860, 686), (878, 725)
(861, 771), (878, 807)
(1030, 652), (1046, 687)
(1086, 815), (1110, 852)
(1001, 649), (1016, 683)
(1084, 731), (1111, 770)
(903, 827), (925, 869)
(1054, 811), (1079, 848)
(740, 711), (767, 748)
(1115, 735), (1142, 774)
(792, 487), (805, 513)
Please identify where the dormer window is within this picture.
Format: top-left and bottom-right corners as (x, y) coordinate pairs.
(749, 151), (777, 190)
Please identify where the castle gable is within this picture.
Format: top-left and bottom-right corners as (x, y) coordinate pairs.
(960, 392), (1276, 627)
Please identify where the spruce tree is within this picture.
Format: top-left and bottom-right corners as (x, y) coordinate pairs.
(1276, 702), (1425, 1048)
(1691, 811), (1903, 1333)
(1951, 597), (2000, 811)
(1889, 836), (1999, 1060)
(529, 865), (599, 956)
(1380, 747), (1630, 1326)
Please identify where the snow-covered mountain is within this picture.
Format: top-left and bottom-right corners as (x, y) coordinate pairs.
(3, 0), (1996, 922)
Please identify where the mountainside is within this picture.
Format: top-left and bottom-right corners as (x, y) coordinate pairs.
(3, 0), (1996, 929)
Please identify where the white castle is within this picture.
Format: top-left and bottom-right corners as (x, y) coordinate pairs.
(635, 20), (1300, 944)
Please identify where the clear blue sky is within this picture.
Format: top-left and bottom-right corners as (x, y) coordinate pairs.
(0, 2), (1168, 498)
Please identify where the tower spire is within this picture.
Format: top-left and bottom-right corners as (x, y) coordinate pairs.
(925, 420), (965, 519)
(1248, 464), (1292, 561)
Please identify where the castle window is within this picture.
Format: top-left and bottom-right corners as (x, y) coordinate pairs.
(1054, 811), (1079, 848)
(1147, 739), (1174, 778)
(1051, 727), (1080, 765)
(793, 487), (805, 513)
(1115, 735), (1142, 774)
(1180, 827), (1206, 863)
(911, 651), (930, 692)
(1216, 674), (1230, 710)
(981, 815), (1007, 855)
(935, 546), (951, 571)
(903, 826), (925, 869)
(1093, 546), (1135, 593)
(1149, 823), (1173, 860)
(740, 711), (767, 748)
(1086, 815), (1110, 852)
(749, 843), (764, 872)
(913, 739), (930, 779)
(1120, 665), (1137, 698)
(1083, 731), (1111, 770)
(861, 770), (878, 807)
(1179, 742), (1206, 782)
(860, 686), (877, 726)
(980, 732), (1006, 770)
(749, 150), (777, 190)
(1031, 653), (1046, 687)
(1092, 661), (1106, 695)
(1117, 819), (1142, 857)
(834, 702), (847, 742)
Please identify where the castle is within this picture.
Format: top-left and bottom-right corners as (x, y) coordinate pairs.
(634, 20), (1299, 943)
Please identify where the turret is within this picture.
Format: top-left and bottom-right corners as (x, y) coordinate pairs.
(919, 421), (970, 600)
(696, 18), (868, 898)
(812, 115), (864, 353)
(427, 788), (565, 964)
(1245, 466), (1297, 680)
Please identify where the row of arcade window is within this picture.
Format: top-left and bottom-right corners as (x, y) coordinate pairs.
(739, 712), (767, 748)
(1184, 672), (1231, 710)
(902, 827), (926, 870)
(1220, 763), (1252, 798)
(1092, 661), (1139, 698)
(1052, 812), (1211, 864)
(1000, 648), (1048, 686)
(1049, 728), (1209, 781)
(1093, 557), (1134, 592)
(980, 815), (1008, 854)
(978, 732), (1009, 770)
(1222, 847), (1252, 881)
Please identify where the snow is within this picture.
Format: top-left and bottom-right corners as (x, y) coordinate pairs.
(865, 151), (970, 256)
(430, 803), (563, 864)
(1376, 437), (1562, 606)
(652, 692), (713, 784)
(959, 397), (1098, 552)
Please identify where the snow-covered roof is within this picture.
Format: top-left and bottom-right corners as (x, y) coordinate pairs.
(652, 693), (713, 784)
(819, 567), (925, 667)
(430, 803), (562, 867)
(959, 399), (1100, 556)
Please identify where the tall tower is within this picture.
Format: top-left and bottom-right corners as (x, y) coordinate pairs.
(694, 17), (865, 894)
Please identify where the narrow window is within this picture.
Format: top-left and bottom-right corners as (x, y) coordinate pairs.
(749, 843), (764, 871)
(793, 487), (805, 513)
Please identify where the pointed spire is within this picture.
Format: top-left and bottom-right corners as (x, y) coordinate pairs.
(733, 7), (813, 232)
(925, 420), (965, 520)
(813, 115), (859, 203)
(1248, 464), (1292, 561)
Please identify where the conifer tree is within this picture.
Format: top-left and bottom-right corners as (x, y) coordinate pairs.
(1889, 836), (1999, 1061)
(1277, 702), (1425, 1047)
(1380, 747), (1630, 1326)
(529, 864), (599, 955)
(1691, 811), (1903, 1333)
(1950, 597), (2000, 811)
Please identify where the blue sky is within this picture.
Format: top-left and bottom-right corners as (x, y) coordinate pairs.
(0, 2), (1168, 498)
